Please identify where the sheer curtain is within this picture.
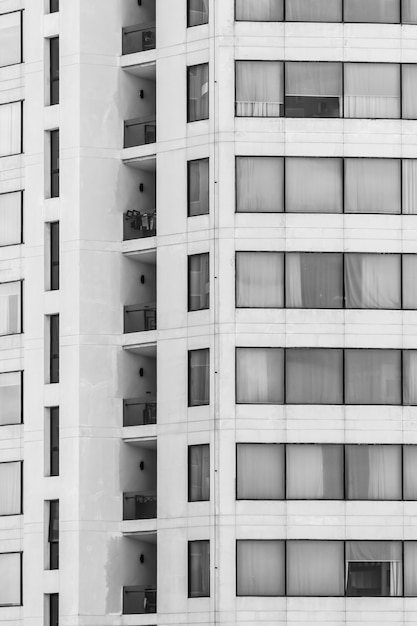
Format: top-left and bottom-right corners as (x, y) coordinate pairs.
(236, 252), (284, 307)
(236, 61), (283, 117)
(345, 349), (401, 404)
(345, 158), (401, 214)
(189, 541), (210, 597)
(344, 0), (400, 22)
(188, 159), (209, 216)
(188, 64), (209, 122)
(0, 192), (21, 246)
(0, 462), (21, 515)
(237, 540), (285, 596)
(346, 541), (403, 597)
(344, 254), (401, 309)
(0, 552), (21, 605)
(189, 253), (209, 311)
(287, 541), (344, 596)
(0, 12), (21, 67)
(236, 347), (284, 403)
(0, 102), (21, 157)
(286, 349), (343, 404)
(188, 0), (209, 26)
(344, 63), (401, 118)
(346, 445), (401, 500)
(286, 444), (344, 499)
(285, 158), (343, 213)
(404, 351), (417, 405)
(403, 256), (417, 309)
(285, 62), (342, 102)
(0, 281), (21, 335)
(285, 0), (342, 21)
(402, 65), (417, 119)
(235, 0), (284, 20)
(403, 447), (417, 499)
(189, 444), (210, 501)
(0, 371), (21, 426)
(403, 0), (417, 23)
(189, 349), (209, 406)
(403, 160), (417, 214)
(286, 253), (343, 308)
(236, 156), (284, 212)
(237, 444), (285, 499)
(405, 542), (417, 596)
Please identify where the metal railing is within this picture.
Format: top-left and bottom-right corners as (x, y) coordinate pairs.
(124, 117), (156, 148)
(123, 586), (157, 614)
(123, 210), (156, 240)
(122, 23), (156, 55)
(124, 304), (156, 333)
(123, 491), (157, 520)
(123, 398), (157, 427)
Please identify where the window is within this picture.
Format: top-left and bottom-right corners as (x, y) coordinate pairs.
(236, 540), (285, 596)
(49, 593), (59, 626)
(50, 315), (59, 383)
(235, 0), (283, 21)
(50, 130), (59, 197)
(48, 500), (59, 569)
(285, 252), (343, 308)
(236, 252), (284, 308)
(346, 541), (402, 596)
(236, 347), (284, 404)
(0, 191), (22, 246)
(188, 253), (209, 311)
(286, 444), (343, 499)
(187, 64), (209, 122)
(344, 253), (401, 309)
(188, 349), (209, 406)
(0, 11), (21, 67)
(287, 541), (344, 596)
(286, 158), (343, 213)
(188, 158), (209, 216)
(235, 61), (283, 117)
(286, 0), (342, 21)
(50, 0), (59, 13)
(0, 102), (21, 157)
(236, 444), (284, 499)
(50, 222), (59, 290)
(236, 156), (284, 212)
(0, 461), (21, 515)
(188, 0), (209, 26)
(403, 160), (417, 214)
(188, 444), (210, 501)
(0, 281), (21, 335)
(346, 445), (402, 500)
(402, 65), (417, 119)
(344, 0), (400, 22)
(188, 540), (210, 597)
(286, 349), (343, 404)
(50, 407), (59, 477)
(50, 38), (59, 106)
(344, 158), (401, 214)
(344, 63), (400, 119)
(285, 62), (342, 118)
(0, 552), (21, 606)
(403, 0), (417, 23)
(403, 351), (417, 405)
(0, 371), (22, 425)
(345, 349), (401, 405)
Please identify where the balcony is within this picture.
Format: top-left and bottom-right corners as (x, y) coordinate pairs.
(123, 586), (156, 615)
(122, 23), (156, 55)
(123, 491), (157, 520)
(124, 116), (156, 148)
(124, 398), (156, 427)
(124, 210), (156, 240)
(124, 304), (156, 333)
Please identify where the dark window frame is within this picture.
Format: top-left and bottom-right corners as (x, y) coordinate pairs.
(49, 37), (59, 106)
(188, 252), (210, 312)
(50, 406), (59, 477)
(188, 348), (210, 407)
(49, 314), (59, 384)
(50, 222), (59, 290)
(0, 279), (23, 336)
(187, 157), (209, 217)
(236, 538), (286, 597)
(49, 592), (59, 626)
(50, 0), (59, 13)
(0, 190), (23, 247)
(48, 500), (59, 570)
(0, 460), (23, 516)
(0, 100), (23, 158)
(236, 442), (286, 501)
(0, 551), (23, 606)
(187, 0), (209, 27)
(50, 129), (59, 198)
(188, 539), (210, 598)
(188, 443), (210, 502)
(0, 10), (23, 68)
(187, 63), (209, 123)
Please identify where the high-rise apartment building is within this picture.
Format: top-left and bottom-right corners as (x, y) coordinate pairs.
(2, 0), (417, 624)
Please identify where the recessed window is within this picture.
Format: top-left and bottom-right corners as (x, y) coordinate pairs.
(236, 252), (284, 308)
(236, 347), (284, 404)
(49, 315), (59, 384)
(286, 444), (343, 499)
(0, 371), (22, 426)
(0, 11), (21, 67)
(188, 0), (209, 26)
(345, 349), (401, 405)
(188, 349), (209, 406)
(344, 0), (400, 22)
(346, 541), (402, 596)
(285, 252), (343, 308)
(286, 158), (343, 213)
(49, 407), (59, 477)
(236, 156), (284, 212)
(286, 0), (342, 21)
(236, 61), (283, 117)
(236, 444), (284, 500)
(188, 253), (209, 311)
(50, 38), (59, 106)
(187, 64), (209, 122)
(0, 552), (21, 606)
(285, 62), (342, 118)
(235, 0), (283, 21)
(49, 593), (59, 626)
(344, 253), (401, 309)
(50, 130), (59, 198)
(48, 500), (59, 569)
(0, 102), (22, 157)
(0, 461), (21, 515)
(0, 192), (22, 246)
(344, 63), (400, 119)
(286, 348), (343, 404)
(0, 281), (21, 335)
(346, 445), (402, 500)
(50, 222), (59, 291)
(188, 444), (210, 502)
(188, 540), (210, 597)
(287, 541), (344, 596)
(188, 158), (209, 216)
(236, 540), (285, 596)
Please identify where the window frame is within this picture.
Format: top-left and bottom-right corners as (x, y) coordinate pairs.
(49, 592), (59, 626)
(188, 348), (210, 407)
(188, 252), (210, 312)
(187, 63), (209, 123)
(187, 157), (209, 217)
(0, 370), (23, 426)
(50, 406), (59, 477)
(49, 314), (59, 384)
(0, 100), (23, 158)
(49, 37), (59, 106)
(236, 442), (285, 500)
(0, 190), (23, 247)
(0, 279), (23, 336)
(188, 539), (210, 598)
(187, 0), (209, 27)
(188, 443), (210, 502)
(50, 0), (59, 13)
(236, 539), (286, 596)
(48, 499), (59, 570)
(50, 221), (59, 291)
(50, 129), (59, 198)
(0, 10), (23, 68)
(0, 460), (23, 516)
(0, 551), (22, 606)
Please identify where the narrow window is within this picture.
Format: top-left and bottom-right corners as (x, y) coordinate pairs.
(187, 64), (209, 122)
(285, 62), (342, 118)
(405, 542), (417, 595)
(286, 444), (344, 499)
(236, 540), (285, 596)
(188, 0), (209, 26)
(188, 158), (209, 216)
(188, 253), (209, 311)
(50, 315), (59, 384)
(285, 0), (342, 21)
(50, 38), (59, 106)
(48, 500), (59, 570)
(344, 159), (401, 214)
(188, 444), (210, 501)
(287, 541), (344, 596)
(0, 11), (21, 67)
(344, 253), (401, 309)
(0, 102), (22, 157)
(50, 0), (59, 13)
(0, 371), (22, 426)
(236, 444), (285, 500)
(0, 281), (21, 335)
(50, 130), (59, 198)
(403, 160), (417, 214)
(236, 156), (284, 212)
(403, 350), (417, 406)
(345, 349), (401, 405)
(0, 461), (21, 515)
(344, 63), (400, 119)
(344, 0), (400, 23)
(345, 445), (402, 500)
(403, 0), (417, 23)
(346, 541), (402, 596)
(50, 407), (59, 477)
(0, 191), (22, 246)
(285, 157), (343, 213)
(286, 348), (343, 404)
(402, 65), (417, 119)
(285, 252), (343, 308)
(49, 593), (59, 626)
(236, 347), (284, 404)
(188, 349), (209, 406)
(236, 61), (283, 117)
(404, 446), (417, 499)
(236, 252), (284, 308)
(188, 540), (210, 597)
(50, 222), (59, 290)
(0, 553), (21, 606)
(235, 0), (283, 21)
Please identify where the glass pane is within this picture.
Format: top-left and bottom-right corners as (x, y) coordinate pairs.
(0, 192), (21, 246)
(345, 349), (401, 404)
(402, 65), (417, 119)
(346, 445), (402, 500)
(286, 0), (342, 21)
(50, 222), (59, 290)
(236, 348), (284, 404)
(344, 63), (400, 119)
(50, 37), (59, 106)
(403, 0), (417, 22)
(345, 159), (401, 214)
(236, 157), (284, 212)
(189, 541), (210, 597)
(403, 447), (417, 499)
(51, 130), (59, 198)
(236, 252), (284, 308)
(403, 160), (417, 214)
(344, 254), (401, 309)
(188, 158), (209, 216)
(189, 444), (210, 501)
(286, 349), (343, 404)
(50, 315), (59, 383)
(286, 444), (344, 499)
(188, 64), (209, 122)
(287, 541), (344, 596)
(285, 253), (343, 308)
(346, 541), (402, 597)
(0, 372), (21, 426)
(236, 61), (283, 117)
(188, 0), (209, 26)
(237, 444), (285, 499)
(0, 282), (21, 335)
(344, 0), (400, 22)
(189, 349), (209, 406)
(0, 12), (21, 67)
(0, 462), (21, 515)
(403, 351), (417, 406)
(188, 253), (209, 311)
(404, 542), (417, 596)
(236, 0), (284, 20)
(285, 62), (342, 118)
(285, 158), (343, 213)
(0, 102), (21, 157)
(403, 256), (417, 309)
(237, 540), (285, 596)
(0, 553), (21, 605)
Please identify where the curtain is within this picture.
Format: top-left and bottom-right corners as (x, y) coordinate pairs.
(403, 0), (417, 23)
(345, 158), (401, 214)
(189, 541), (210, 597)
(236, 252), (284, 307)
(235, 0), (284, 20)
(286, 253), (343, 308)
(346, 541), (402, 596)
(286, 349), (343, 404)
(345, 254), (401, 309)
(189, 253), (209, 311)
(188, 64), (209, 122)
(286, 61), (342, 97)
(403, 447), (417, 499)
(189, 444), (210, 501)
(405, 542), (417, 596)
(237, 540), (285, 596)
(236, 61), (283, 117)
(0, 12), (21, 68)
(344, 0), (400, 22)
(344, 64), (400, 118)
(345, 349), (401, 404)
(403, 256), (417, 309)
(346, 445), (401, 500)
(188, 0), (209, 26)
(188, 159), (209, 216)
(236, 348), (284, 403)
(287, 541), (344, 596)
(236, 156), (284, 212)
(0, 281), (21, 335)
(0, 552), (21, 605)
(0, 462), (21, 515)
(285, 0), (342, 21)
(237, 444), (285, 499)
(286, 444), (344, 499)
(0, 102), (21, 157)
(403, 160), (417, 214)
(0, 371), (21, 426)
(404, 351), (417, 405)
(0, 192), (21, 246)
(402, 65), (417, 119)
(189, 349), (209, 406)
(285, 158), (343, 213)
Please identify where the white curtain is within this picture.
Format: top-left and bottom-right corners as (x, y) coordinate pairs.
(0, 281), (21, 335)
(286, 61), (342, 97)
(0, 102), (21, 157)
(0, 552), (21, 605)
(287, 541), (344, 596)
(344, 0), (400, 22)
(286, 348), (343, 404)
(236, 252), (284, 307)
(345, 158), (401, 214)
(346, 445), (401, 500)
(0, 12), (21, 68)
(0, 462), (21, 515)
(285, 158), (343, 213)
(236, 156), (284, 212)
(286, 444), (343, 499)
(237, 540), (285, 596)
(0, 191), (21, 246)
(236, 61), (283, 117)
(402, 65), (417, 119)
(189, 444), (210, 501)
(236, 347), (284, 404)
(188, 64), (209, 122)
(403, 0), (417, 23)
(403, 160), (417, 214)
(189, 349), (209, 406)
(188, 0), (209, 26)
(0, 371), (21, 426)
(235, 0), (283, 20)
(188, 159), (209, 216)
(403, 351), (417, 405)
(286, 253), (343, 308)
(345, 254), (401, 309)
(403, 447), (417, 499)
(237, 444), (285, 499)
(285, 0), (342, 21)
(344, 64), (400, 118)
(405, 542), (417, 596)
(345, 349), (401, 404)
(346, 541), (402, 597)
(189, 253), (209, 311)
(189, 541), (210, 597)
(403, 256), (417, 309)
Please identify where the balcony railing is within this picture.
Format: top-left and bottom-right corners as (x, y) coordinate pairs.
(123, 586), (157, 614)
(122, 23), (156, 55)
(124, 210), (156, 240)
(124, 117), (156, 148)
(123, 398), (156, 427)
(124, 304), (156, 333)
(123, 491), (157, 520)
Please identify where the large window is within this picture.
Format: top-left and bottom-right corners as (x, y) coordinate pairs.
(0, 371), (22, 426)
(0, 11), (21, 67)
(188, 349), (209, 406)
(344, 253), (401, 309)
(346, 541), (402, 596)
(236, 252), (284, 308)
(237, 444), (285, 499)
(286, 444), (344, 499)
(188, 444), (210, 502)
(344, 0), (400, 22)
(286, 157), (343, 213)
(188, 540), (210, 597)
(188, 158), (209, 216)
(0, 191), (22, 246)
(187, 64), (209, 122)
(0, 102), (21, 157)
(188, 253), (209, 311)
(235, 61), (283, 117)
(285, 348), (343, 404)
(0, 552), (21, 605)
(188, 0), (209, 26)
(285, 252), (343, 308)
(345, 349), (401, 405)
(285, 62), (342, 118)
(235, 0), (283, 21)
(236, 347), (284, 404)
(50, 38), (59, 106)
(285, 0), (342, 21)
(0, 281), (21, 335)
(48, 500), (59, 569)
(344, 63), (400, 119)
(236, 540), (285, 596)
(346, 445), (402, 500)
(287, 541), (344, 596)
(0, 461), (21, 515)
(236, 157), (284, 212)
(49, 315), (59, 383)
(50, 130), (59, 198)
(345, 158), (401, 214)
